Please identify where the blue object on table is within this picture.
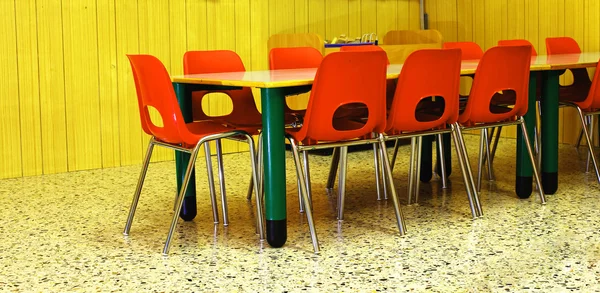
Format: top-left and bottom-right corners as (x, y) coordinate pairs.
(324, 42), (376, 48)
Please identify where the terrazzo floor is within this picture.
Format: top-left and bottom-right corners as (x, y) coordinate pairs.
(2, 135), (600, 292)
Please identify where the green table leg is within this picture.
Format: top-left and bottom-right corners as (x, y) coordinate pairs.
(516, 72), (537, 198)
(261, 88), (287, 247)
(173, 83), (197, 221)
(541, 71), (560, 194)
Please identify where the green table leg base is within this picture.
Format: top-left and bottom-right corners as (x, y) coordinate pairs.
(542, 172), (558, 195)
(515, 176), (533, 199)
(267, 219), (287, 248)
(179, 196), (197, 221)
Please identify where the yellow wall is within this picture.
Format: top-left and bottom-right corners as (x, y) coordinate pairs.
(0, 0), (420, 179)
(426, 0), (594, 143)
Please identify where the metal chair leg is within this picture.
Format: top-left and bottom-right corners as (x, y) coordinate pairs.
(303, 150), (313, 205)
(437, 134), (448, 189)
(247, 133), (263, 201)
(519, 118), (546, 203)
(378, 141), (389, 200)
(477, 129), (486, 192)
(576, 110), (600, 183)
(483, 128), (495, 181)
(449, 125), (479, 219)
(326, 147), (340, 191)
(244, 134), (265, 240)
(407, 137), (417, 205)
(587, 116), (595, 173)
(163, 143), (202, 256)
(337, 146), (349, 221)
(124, 138), (156, 236)
(454, 124), (482, 217)
(289, 138), (320, 253)
(215, 139), (229, 226)
(204, 142), (219, 224)
(378, 134), (407, 235)
(414, 136), (423, 204)
(490, 126), (502, 163)
(372, 143), (383, 200)
(390, 139), (401, 172)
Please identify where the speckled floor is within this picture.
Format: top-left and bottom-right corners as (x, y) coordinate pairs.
(1, 134), (600, 292)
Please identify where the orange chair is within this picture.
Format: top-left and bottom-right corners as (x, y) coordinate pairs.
(184, 50), (267, 226)
(546, 38), (600, 182)
(269, 47), (322, 117)
(183, 50), (264, 131)
(286, 50), (405, 252)
(546, 37), (595, 164)
(498, 39), (538, 56)
(443, 41), (484, 60)
(456, 45), (546, 213)
(383, 48), (482, 217)
(331, 45), (395, 200)
(124, 54), (264, 255)
(556, 58), (600, 182)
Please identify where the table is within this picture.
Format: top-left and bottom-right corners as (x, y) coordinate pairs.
(171, 52), (600, 248)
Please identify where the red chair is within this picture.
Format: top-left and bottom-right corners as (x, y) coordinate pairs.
(269, 47), (322, 117)
(443, 41), (484, 60)
(124, 54), (264, 255)
(383, 48), (482, 217)
(183, 50), (264, 130)
(184, 50), (267, 226)
(546, 37), (595, 164)
(332, 45), (395, 200)
(498, 39), (538, 56)
(286, 50), (405, 252)
(456, 45), (546, 211)
(549, 46), (600, 182)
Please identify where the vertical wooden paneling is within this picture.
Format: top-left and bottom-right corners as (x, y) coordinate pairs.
(408, 0), (421, 30)
(434, 0), (457, 42)
(295, 0), (309, 33)
(377, 0), (397, 42)
(37, 0), (68, 174)
(97, 0), (120, 168)
(505, 0), (525, 40)
(0, 0), (22, 178)
(327, 0), (349, 40)
(115, 1), (143, 167)
(308, 0), (326, 39)
(62, 0), (102, 171)
(456, 0), (473, 42)
(235, 0), (252, 152)
(348, 0), (361, 38)
(270, 0), (296, 35)
(15, 0), (43, 176)
(397, 0), (410, 35)
(186, 0), (208, 50)
(207, 0), (237, 153)
(360, 0), (377, 35)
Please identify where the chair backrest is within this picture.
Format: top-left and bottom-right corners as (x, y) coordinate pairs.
(585, 59), (600, 110)
(461, 45), (532, 123)
(127, 54), (189, 144)
(386, 48), (462, 132)
(442, 41), (484, 60)
(183, 50), (260, 123)
(294, 51), (388, 143)
(546, 37), (581, 54)
(339, 45), (390, 64)
(498, 39), (538, 56)
(269, 47), (323, 70)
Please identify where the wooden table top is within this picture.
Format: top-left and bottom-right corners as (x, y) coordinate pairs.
(172, 52), (600, 89)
